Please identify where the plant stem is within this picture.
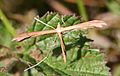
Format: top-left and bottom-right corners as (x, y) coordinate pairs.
(0, 9), (16, 36)
(76, 0), (88, 21)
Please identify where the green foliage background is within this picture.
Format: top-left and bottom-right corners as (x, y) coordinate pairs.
(1, 0), (120, 75)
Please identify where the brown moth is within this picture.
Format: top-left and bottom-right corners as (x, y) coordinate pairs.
(13, 20), (106, 41)
(13, 20), (107, 62)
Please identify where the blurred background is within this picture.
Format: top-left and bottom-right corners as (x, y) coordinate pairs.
(0, 0), (120, 76)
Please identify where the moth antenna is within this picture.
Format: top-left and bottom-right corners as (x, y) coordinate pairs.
(34, 17), (55, 29)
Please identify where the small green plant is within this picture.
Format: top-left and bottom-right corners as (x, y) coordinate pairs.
(12, 12), (110, 76)
(0, 12), (110, 76)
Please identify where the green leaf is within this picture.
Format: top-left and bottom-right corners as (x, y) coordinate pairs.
(43, 49), (110, 76)
(20, 12), (110, 76)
